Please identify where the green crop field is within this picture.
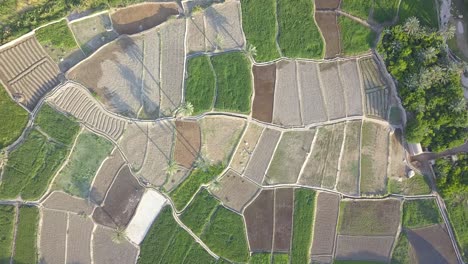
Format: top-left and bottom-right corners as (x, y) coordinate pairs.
(170, 163), (225, 211)
(0, 129), (68, 200)
(291, 188), (316, 264)
(387, 174), (431, 195)
(13, 206), (38, 264)
(399, 0), (439, 28)
(35, 104), (80, 145)
(272, 254), (289, 264)
(185, 56), (216, 115)
(35, 19), (80, 63)
(240, 0), (280, 62)
(180, 189), (219, 235)
(162, 228), (195, 263)
(341, 0), (399, 23)
(276, 0), (323, 58)
(339, 15), (375, 55)
(0, 86), (28, 150)
(211, 52), (252, 113)
(250, 253), (271, 264)
(183, 242), (216, 264)
(55, 131), (113, 197)
(201, 206), (250, 262)
(403, 199), (442, 228)
(340, 0), (372, 21)
(391, 231), (410, 264)
(0, 205), (15, 264)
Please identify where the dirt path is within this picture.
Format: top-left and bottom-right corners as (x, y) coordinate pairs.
(410, 141), (468, 163)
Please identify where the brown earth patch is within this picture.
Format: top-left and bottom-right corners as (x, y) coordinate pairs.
(335, 235), (395, 262)
(311, 192), (340, 256)
(315, 0), (341, 9)
(39, 209), (67, 264)
(174, 120), (201, 169)
(315, 12), (341, 58)
(244, 189), (274, 252)
(67, 214), (93, 264)
(252, 64), (276, 123)
(43, 191), (95, 215)
(111, 3), (179, 35)
(273, 188), (294, 252)
(93, 225), (138, 264)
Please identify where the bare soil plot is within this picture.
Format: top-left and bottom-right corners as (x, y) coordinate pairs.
(119, 122), (148, 172)
(297, 61), (328, 124)
(318, 62), (347, 120)
(273, 60), (302, 126)
(315, 0), (341, 9)
(47, 83), (126, 141)
(163, 166), (189, 192)
(321, 122), (345, 189)
(111, 2), (179, 35)
(311, 192), (340, 256)
(360, 121), (389, 195)
(339, 199), (400, 236)
(244, 128), (281, 184)
(388, 129), (406, 180)
(69, 12), (118, 55)
(406, 224), (458, 264)
(252, 64), (276, 123)
(273, 188), (294, 252)
(43, 191), (95, 215)
(93, 225), (138, 264)
(200, 116), (245, 165)
(335, 235), (395, 262)
(174, 120), (201, 169)
(244, 189), (274, 252)
(186, 8), (206, 53)
(90, 148), (125, 205)
(67, 214), (93, 264)
(359, 56), (389, 119)
(92, 165), (144, 228)
(0, 35), (60, 110)
(359, 56), (385, 90)
(311, 255), (333, 263)
(339, 59), (363, 116)
(315, 12), (341, 58)
(265, 130), (315, 184)
(230, 122), (264, 174)
(211, 169), (259, 212)
(39, 209), (67, 264)
(337, 121), (361, 196)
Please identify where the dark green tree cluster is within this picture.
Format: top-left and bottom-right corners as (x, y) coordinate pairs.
(435, 154), (467, 196)
(378, 18), (468, 152)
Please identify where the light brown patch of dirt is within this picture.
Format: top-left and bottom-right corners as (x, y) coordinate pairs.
(315, 12), (341, 58)
(252, 64), (276, 123)
(174, 120), (201, 169)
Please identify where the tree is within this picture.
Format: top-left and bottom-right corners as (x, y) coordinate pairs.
(174, 102), (194, 117)
(245, 44), (257, 59)
(404, 17), (420, 36)
(165, 159), (179, 177)
(112, 228), (126, 244)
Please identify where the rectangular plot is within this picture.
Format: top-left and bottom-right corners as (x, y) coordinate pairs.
(273, 60), (302, 126)
(273, 188), (294, 252)
(230, 122), (264, 174)
(244, 128), (281, 184)
(365, 87), (388, 119)
(244, 190), (274, 252)
(311, 192), (340, 256)
(299, 126), (332, 187)
(14, 206), (39, 264)
(0, 205), (15, 262)
(93, 226), (138, 264)
(319, 62), (346, 120)
(39, 210), (67, 264)
(335, 235), (394, 262)
(359, 56), (385, 90)
(186, 11), (206, 53)
(337, 121), (362, 196)
(174, 120), (201, 169)
(388, 129), (406, 180)
(252, 64), (276, 123)
(315, 12), (340, 58)
(297, 61), (328, 124)
(321, 123), (345, 189)
(339, 59), (363, 116)
(90, 148), (125, 205)
(43, 191), (95, 215)
(67, 214), (93, 264)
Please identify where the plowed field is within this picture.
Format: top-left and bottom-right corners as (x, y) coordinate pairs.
(211, 170), (259, 212)
(67, 214), (93, 264)
(90, 148), (125, 205)
(39, 210), (67, 264)
(273, 60), (302, 126)
(252, 64), (276, 123)
(273, 188), (294, 252)
(230, 122), (264, 174)
(244, 189), (274, 252)
(311, 192), (340, 256)
(315, 12), (341, 58)
(174, 120), (201, 169)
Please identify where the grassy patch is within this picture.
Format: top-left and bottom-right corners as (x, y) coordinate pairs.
(55, 131), (113, 197)
(399, 0), (439, 28)
(35, 104), (80, 145)
(211, 52), (252, 113)
(250, 253), (271, 264)
(0, 129), (68, 200)
(391, 231), (410, 264)
(444, 194), (468, 262)
(291, 188), (316, 264)
(339, 15), (375, 55)
(387, 174), (431, 195)
(185, 56), (216, 115)
(14, 206), (38, 264)
(0, 86), (28, 150)
(240, 0), (280, 62)
(276, 0), (323, 58)
(340, 0), (372, 20)
(180, 188), (219, 235)
(201, 206), (249, 262)
(162, 228), (194, 263)
(272, 254), (289, 264)
(0, 205), (15, 264)
(341, 0), (399, 23)
(170, 163), (225, 211)
(403, 199), (442, 228)
(35, 19), (79, 57)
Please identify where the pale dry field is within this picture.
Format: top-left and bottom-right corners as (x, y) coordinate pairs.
(67, 214), (93, 264)
(335, 235), (395, 262)
(297, 61), (328, 124)
(339, 59), (363, 116)
(39, 209), (67, 264)
(43, 191), (95, 215)
(119, 122), (148, 172)
(319, 62), (346, 120)
(273, 60), (302, 126)
(230, 122), (264, 174)
(311, 192), (340, 256)
(337, 121), (362, 196)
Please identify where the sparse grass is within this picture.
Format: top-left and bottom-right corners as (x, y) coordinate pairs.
(180, 188), (219, 235)
(35, 103), (80, 145)
(185, 56), (216, 115)
(403, 199), (442, 228)
(13, 206), (38, 264)
(201, 206), (250, 263)
(250, 253), (271, 264)
(0, 86), (28, 150)
(338, 15), (376, 55)
(170, 163), (225, 211)
(276, 0), (323, 58)
(0, 205), (15, 264)
(55, 131), (113, 198)
(391, 231), (410, 264)
(240, 0), (280, 62)
(387, 174), (431, 195)
(272, 254), (289, 264)
(211, 52), (252, 113)
(399, 0), (439, 28)
(35, 19), (79, 56)
(340, 0), (399, 24)
(291, 188), (316, 264)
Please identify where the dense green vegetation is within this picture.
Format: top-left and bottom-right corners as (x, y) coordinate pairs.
(185, 56), (216, 115)
(35, 19), (78, 55)
(338, 15), (375, 55)
(403, 199), (442, 228)
(240, 0), (280, 62)
(55, 132), (113, 197)
(0, 86), (28, 150)
(291, 188), (316, 264)
(379, 19), (468, 151)
(0, 205), (15, 264)
(183, 242), (216, 264)
(399, 0), (438, 28)
(211, 52), (252, 113)
(272, 254), (289, 264)
(180, 188), (219, 234)
(35, 104), (80, 145)
(340, 0), (399, 24)
(0, 129), (68, 200)
(250, 253), (271, 264)
(387, 174), (431, 195)
(391, 231), (410, 264)
(170, 163), (224, 210)
(276, 0), (323, 58)
(14, 206), (38, 264)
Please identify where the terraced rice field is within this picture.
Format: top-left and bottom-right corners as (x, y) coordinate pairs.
(359, 56), (389, 119)
(230, 122), (264, 174)
(0, 35), (60, 110)
(90, 148), (126, 204)
(244, 189), (274, 252)
(273, 60), (302, 126)
(39, 209), (67, 264)
(311, 192), (340, 257)
(337, 121), (362, 196)
(335, 235), (395, 262)
(315, 12), (341, 58)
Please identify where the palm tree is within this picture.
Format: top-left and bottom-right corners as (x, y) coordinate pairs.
(442, 26), (456, 40)
(209, 180), (221, 192)
(112, 228), (126, 244)
(195, 155), (209, 172)
(165, 159), (179, 177)
(423, 47), (438, 62)
(404, 17), (420, 36)
(245, 44), (257, 59)
(214, 34), (224, 51)
(175, 102), (194, 117)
